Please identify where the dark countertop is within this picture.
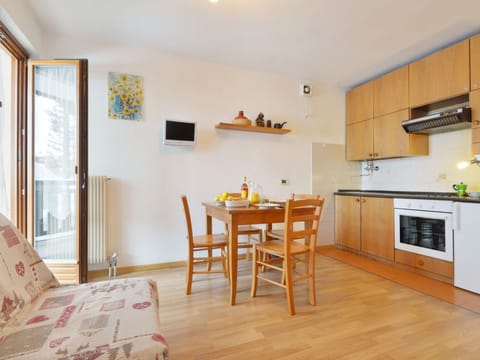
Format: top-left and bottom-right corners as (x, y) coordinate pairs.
(335, 189), (480, 203)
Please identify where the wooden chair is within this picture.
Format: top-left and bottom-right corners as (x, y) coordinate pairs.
(266, 193), (321, 240)
(251, 198), (324, 315)
(181, 195), (228, 295)
(225, 192), (263, 260)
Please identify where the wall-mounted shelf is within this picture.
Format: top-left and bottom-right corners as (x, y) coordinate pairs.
(215, 122), (290, 135)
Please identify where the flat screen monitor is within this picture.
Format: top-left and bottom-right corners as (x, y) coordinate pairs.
(163, 120), (197, 145)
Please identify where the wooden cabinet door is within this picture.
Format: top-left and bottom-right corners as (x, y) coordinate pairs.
(470, 90), (480, 154)
(471, 34), (480, 91)
(409, 40), (470, 107)
(346, 81), (374, 124)
(360, 197), (394, 261)
(374, 109), (428, 159)
(374, 65), (409, 117)
(346, 119), (374, 160)
(335, 196), (361, 251)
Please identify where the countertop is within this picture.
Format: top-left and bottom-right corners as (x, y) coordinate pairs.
(335, 189), (480, 203)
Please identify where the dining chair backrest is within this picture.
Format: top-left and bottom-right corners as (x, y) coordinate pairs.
(291, 193), (321, 200)
(181, 195), (194, 249)
(283, 198), (324, 256)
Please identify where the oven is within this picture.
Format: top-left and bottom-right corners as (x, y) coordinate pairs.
(394, 198), (453, 262)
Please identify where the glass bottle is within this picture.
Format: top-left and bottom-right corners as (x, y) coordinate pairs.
(241, 176), (249, 199)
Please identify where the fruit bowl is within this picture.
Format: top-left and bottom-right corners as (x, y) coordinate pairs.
(225, 199), (249, 208)
(213, 201), (225, 206)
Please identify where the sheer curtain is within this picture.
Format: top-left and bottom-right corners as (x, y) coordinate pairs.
(0, 47), (12, 219)
(33, 65), (77, 261)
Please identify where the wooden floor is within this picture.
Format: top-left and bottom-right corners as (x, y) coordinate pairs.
(97, 247), (480, 359)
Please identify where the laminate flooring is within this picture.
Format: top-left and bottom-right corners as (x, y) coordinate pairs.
(95, 248), (480, 359)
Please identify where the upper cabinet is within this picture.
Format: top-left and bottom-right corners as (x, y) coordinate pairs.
(374, 109), (428, 159)
(346, 81), (374, 124)
(346, 66), (428, 161)
(374, 66), (409, 117)
(409, 40), (470, 107)
(346, 109), (428, 161)
(471, 34), (480, 91)
(346, 119), (374, 160)
(470, 90), (480, 154)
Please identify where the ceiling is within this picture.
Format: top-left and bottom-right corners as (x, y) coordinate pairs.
(25, 0), (480, 89)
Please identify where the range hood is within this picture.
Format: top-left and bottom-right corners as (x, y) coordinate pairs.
(402, 107), (472, 134)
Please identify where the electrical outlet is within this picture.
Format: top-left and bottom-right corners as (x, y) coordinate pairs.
(281, 179), (289, 185)
(300, 84), (312, 97)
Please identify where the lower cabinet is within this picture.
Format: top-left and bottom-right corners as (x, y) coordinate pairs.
(335, 195), (394, 261)
(395, 249), (453, 279)
(335, 194), (453, 281)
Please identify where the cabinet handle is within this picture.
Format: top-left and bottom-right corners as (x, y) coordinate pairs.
(361, 198), (366, 203)
(473, 120), (480, 126)
(418, 259), (424, 266)
(355, 198), (360, 203)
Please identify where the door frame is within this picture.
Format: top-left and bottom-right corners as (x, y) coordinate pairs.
(26, 59), (88, 283)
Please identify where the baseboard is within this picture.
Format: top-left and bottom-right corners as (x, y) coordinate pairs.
(88, 253), (252, 281)
(88, 260), (185, 281)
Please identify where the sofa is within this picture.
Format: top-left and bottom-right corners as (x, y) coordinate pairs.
(0, 213), (168, 359)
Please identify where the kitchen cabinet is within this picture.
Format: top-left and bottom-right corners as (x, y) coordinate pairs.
(409, 39), (470, 107)
(346, 119), (374, 160)
(360, 197), (394, 261)
(335, 195), (361, 250)
(374, 65), (409, 117)
(335, 195), (394, 261)
(470, 34), (480, 91)
(346, 81), (374, 124)
(469, 90), (480, 154)
(346, 109), (428, 160)
(374, 109), (428, 159)
(395, 249), (453, 279)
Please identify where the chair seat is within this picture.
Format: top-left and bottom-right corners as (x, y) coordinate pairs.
(192, 233), (228, 247)
(266, 229), (284, 239)
(238, 225), (262, 234)
(256, 240), (308, 256)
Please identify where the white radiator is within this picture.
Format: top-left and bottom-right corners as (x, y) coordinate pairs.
(88, 176), (108, 265)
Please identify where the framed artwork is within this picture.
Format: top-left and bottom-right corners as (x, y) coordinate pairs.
(108, 72), (144, 121)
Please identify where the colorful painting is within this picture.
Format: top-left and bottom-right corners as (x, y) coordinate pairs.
(108, 72), (144, 121)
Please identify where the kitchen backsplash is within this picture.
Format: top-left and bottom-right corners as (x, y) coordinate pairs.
(361, 128), (480, 192)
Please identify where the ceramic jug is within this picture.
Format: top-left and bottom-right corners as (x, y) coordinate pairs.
(453, 182), (468, 196)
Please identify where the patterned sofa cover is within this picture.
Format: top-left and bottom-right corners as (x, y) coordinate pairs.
(0, 213), (168, 359)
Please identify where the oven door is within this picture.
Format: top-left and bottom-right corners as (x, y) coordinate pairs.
(394, 208), (453, 262)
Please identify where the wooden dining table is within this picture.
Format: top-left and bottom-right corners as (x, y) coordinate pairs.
(202, 202), (286, 305)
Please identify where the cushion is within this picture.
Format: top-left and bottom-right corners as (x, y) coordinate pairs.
(0, 213), (59, 328)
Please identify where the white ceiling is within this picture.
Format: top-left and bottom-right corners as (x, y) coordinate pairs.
(25, 0), (480, 89)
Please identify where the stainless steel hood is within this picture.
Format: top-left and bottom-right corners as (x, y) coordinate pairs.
(402, 107), (472, 134)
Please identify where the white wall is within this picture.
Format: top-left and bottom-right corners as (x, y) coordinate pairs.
(0, 1), (46, 56)
(39, 39), (345, 267)
(361, 129), (480, 192)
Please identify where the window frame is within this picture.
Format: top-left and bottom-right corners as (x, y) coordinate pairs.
(0, 21), (28, 233)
